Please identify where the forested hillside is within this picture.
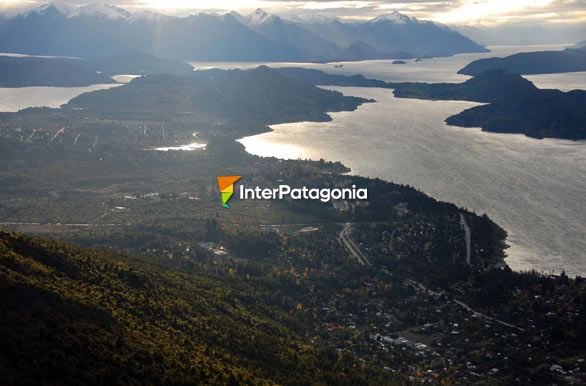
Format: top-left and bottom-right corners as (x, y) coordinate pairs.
(0, 230), (395, 386)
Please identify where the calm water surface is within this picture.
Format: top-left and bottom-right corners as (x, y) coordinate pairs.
(2, 46), (584, 274)
(240, 88), (586, 276)
(236, 45), (586, 275)
(0, 84), (121, 112)
(190, 44), (585, 89)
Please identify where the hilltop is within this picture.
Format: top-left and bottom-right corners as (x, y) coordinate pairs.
(64, 66), (369, 127)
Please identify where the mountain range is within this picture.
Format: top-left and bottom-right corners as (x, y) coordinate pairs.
(0, 2), (488, 62)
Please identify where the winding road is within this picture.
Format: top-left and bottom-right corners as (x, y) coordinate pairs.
(338, 222), (371, 266)
(460, 213), (471, 265)
(405, 279), (525, 332)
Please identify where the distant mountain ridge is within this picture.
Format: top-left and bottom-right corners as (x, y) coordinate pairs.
(0, 51), (194, 87)
(292, 10), (488, 59)
(459, 48), (586, 76)
(0, 56), (116, 87)
(86, 51), (194, 77)
(0, 3), (488, 62)
(233, 9), (341, 61)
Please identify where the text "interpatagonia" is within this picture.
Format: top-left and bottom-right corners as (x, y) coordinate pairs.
(240, 184), (368, 203)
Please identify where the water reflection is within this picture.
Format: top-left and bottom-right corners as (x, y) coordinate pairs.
(153, 142), (206, 151)
(240, 87), (586, 276)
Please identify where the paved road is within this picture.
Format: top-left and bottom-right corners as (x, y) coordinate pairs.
(0, 222), (123, 227)
(460, 213), (472, 265)
(453, 299), (525, 332)
(338, 222), (371, 266)
(406, 279), (525, 332)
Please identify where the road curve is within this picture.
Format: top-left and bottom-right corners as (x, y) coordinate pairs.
(460, 213), (471, 265)
(338, 223), (371, 266)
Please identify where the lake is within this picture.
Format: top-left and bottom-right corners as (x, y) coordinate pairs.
(0, 52), (122, 112)
(2, 45), (580, 114)
(190, 44), (586, 90)
(235, 45), (586, 276)
(0, 84), (122, 112)
(2, 46), (585, 275)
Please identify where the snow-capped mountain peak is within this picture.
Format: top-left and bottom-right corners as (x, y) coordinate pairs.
(69, 4), (131, 20)
(369, 11), (413, 25)
(285, 14), (338, 24)
(227, 10), (247, 24)
(20, 3), (133, 21)
(45, 2), (73, 16)
(128, 10), (167, 23)
(247, 8), (272, 25)
(23, 2), (74, 18)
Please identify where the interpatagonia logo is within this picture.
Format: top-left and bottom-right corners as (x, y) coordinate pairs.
(217, 175), (368, 208)
(217, 176), (241, 208)
(240, 184), (367, 202)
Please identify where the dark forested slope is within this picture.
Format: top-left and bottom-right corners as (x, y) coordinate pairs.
(391, 70), (586, 140)
(0, 56), (115, 87)
(458, 48), (586, 76)
(66, 66), (370, 124)
(0, 230), (394, 386)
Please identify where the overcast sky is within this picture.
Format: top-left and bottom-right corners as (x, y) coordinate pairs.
(1, 0), (585, 25)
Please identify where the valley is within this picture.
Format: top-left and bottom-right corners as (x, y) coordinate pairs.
(0, 64), (584, 384)
(0, 3), (584, 382)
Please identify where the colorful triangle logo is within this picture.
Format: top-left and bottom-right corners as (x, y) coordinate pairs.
(217, 176), (241, 208)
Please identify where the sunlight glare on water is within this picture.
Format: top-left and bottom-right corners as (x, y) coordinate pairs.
(240, 86), (586, 276)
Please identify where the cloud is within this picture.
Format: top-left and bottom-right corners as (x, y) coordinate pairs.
(2, 0), (584, 24)
(433, 0), (586, 24)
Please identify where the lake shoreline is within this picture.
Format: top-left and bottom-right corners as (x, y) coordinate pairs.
(239, 85), (586, 277)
